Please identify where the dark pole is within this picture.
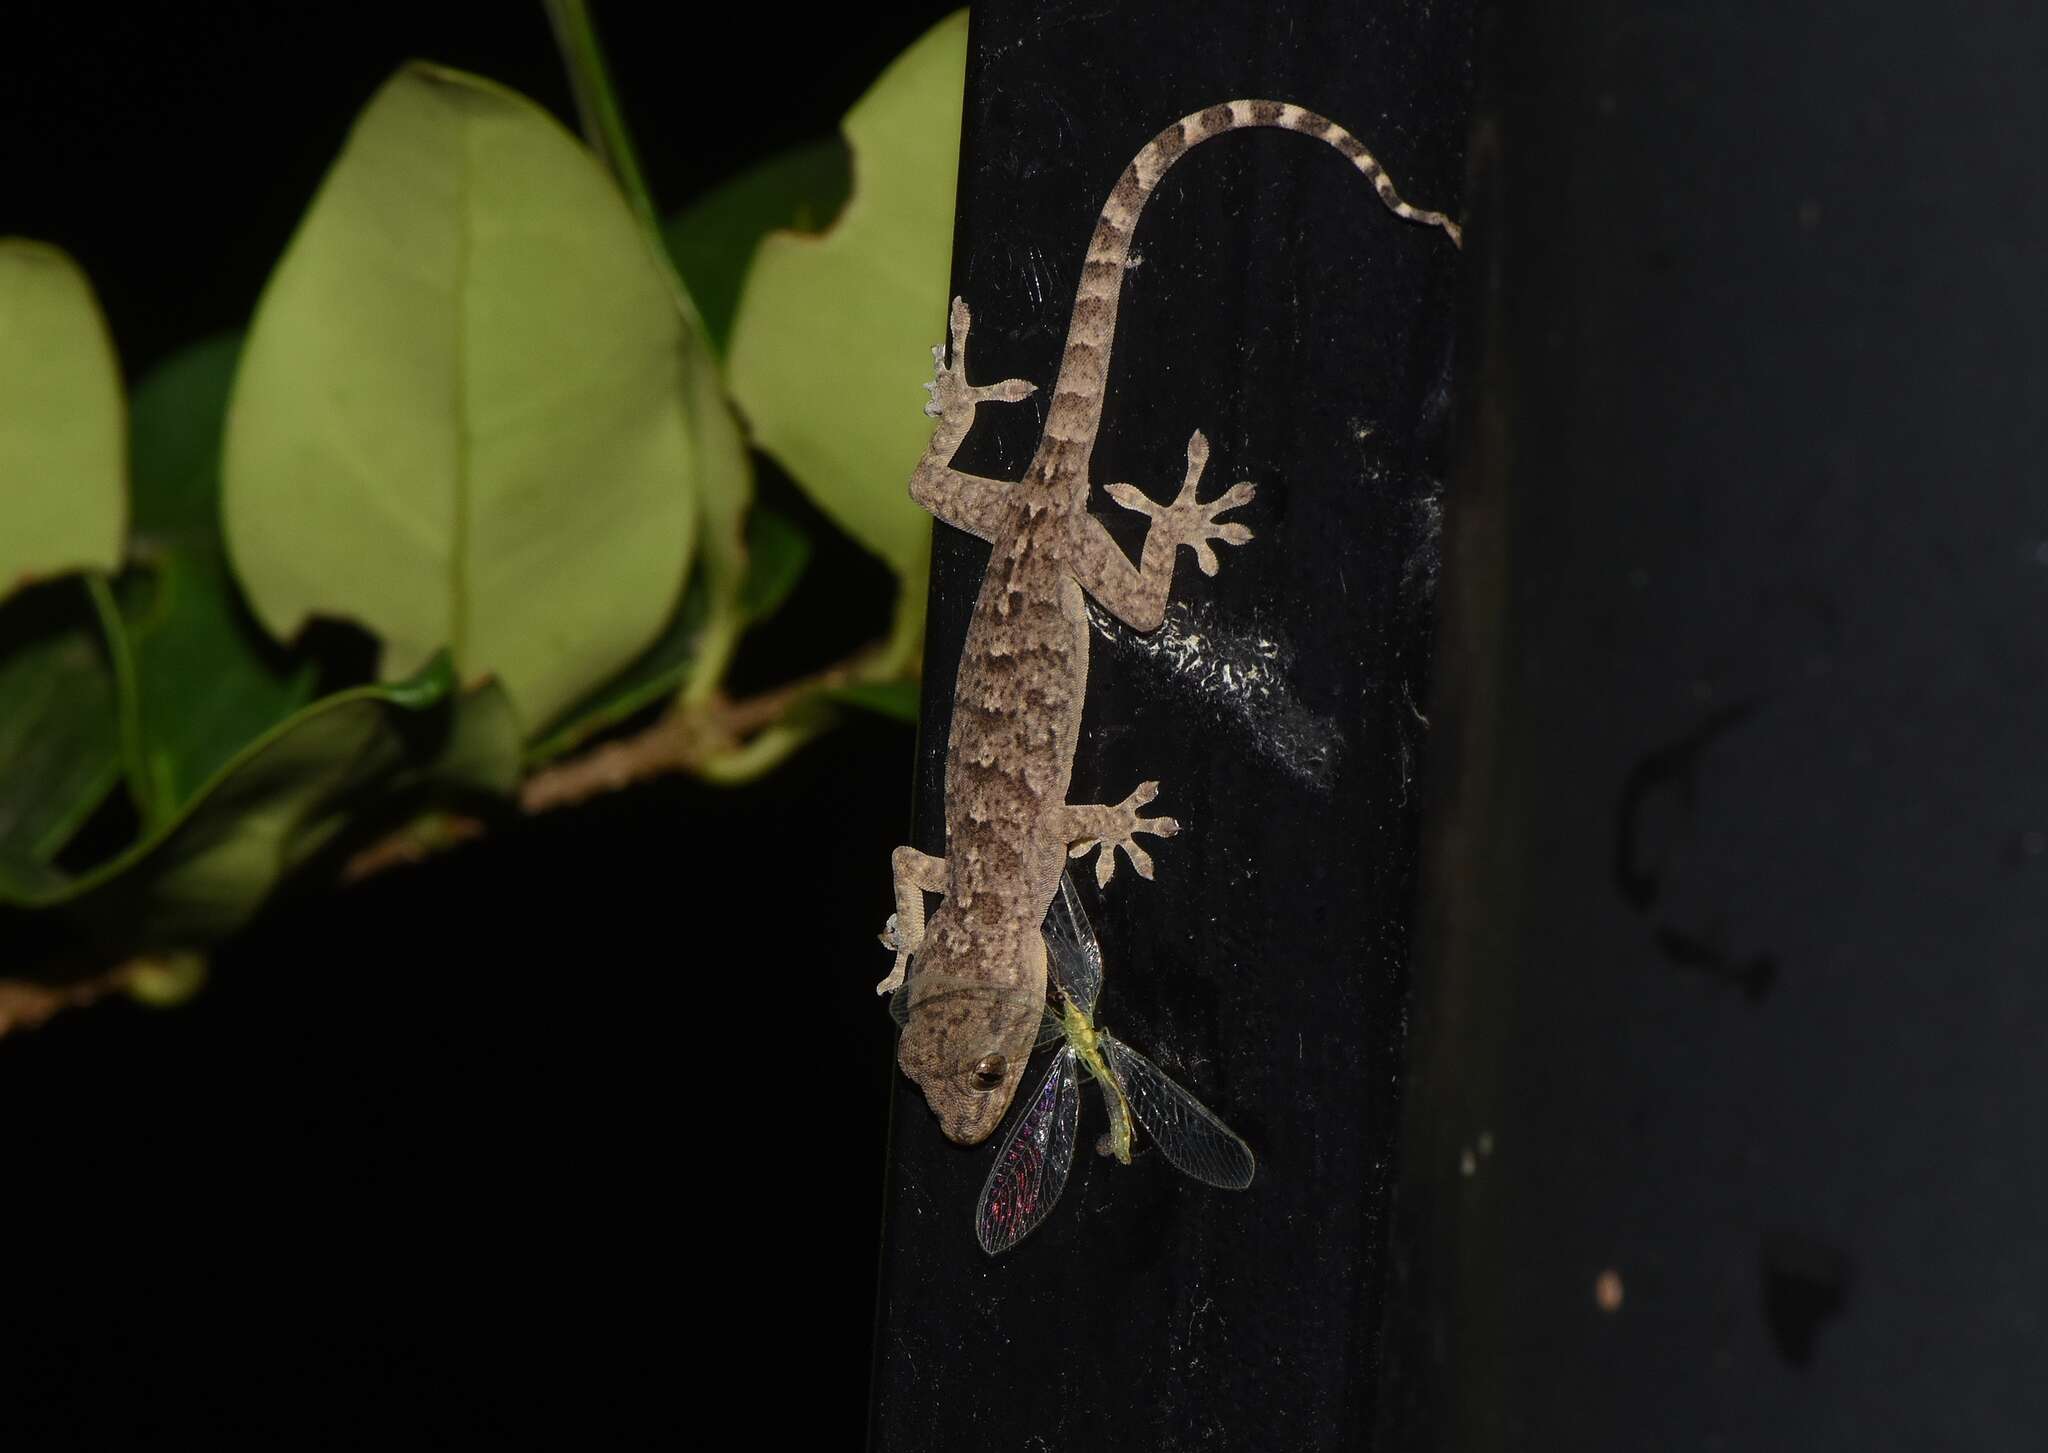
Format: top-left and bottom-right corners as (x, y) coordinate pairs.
(871, 3), (1473, 1447)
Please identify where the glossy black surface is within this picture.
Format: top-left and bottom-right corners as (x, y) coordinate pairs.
(871, 5), (1471, 1447)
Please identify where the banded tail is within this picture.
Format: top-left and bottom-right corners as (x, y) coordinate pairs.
(1037, 99), (1462, 459)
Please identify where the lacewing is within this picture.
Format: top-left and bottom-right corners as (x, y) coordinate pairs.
(968, 872), (1254, 1255)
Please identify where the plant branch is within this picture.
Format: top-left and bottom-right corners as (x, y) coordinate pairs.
(517, 646), (878, 811)
(0, 971), (132, 1036)
(0, 642), (906, 1041)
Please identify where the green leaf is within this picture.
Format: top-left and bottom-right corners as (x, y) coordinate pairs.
(130, 335), (239, 535)
(542, 96), (908, 764)
(825, 679), (920, 724)
(126, 334), (316, 823)
(223, 63), (696, 730)
(0, 580), (120, 864)
(0, 240), (127, 602)
(526, 506), (812, 762)
(736, 507), (812, 624)
(0, 654), (519, 955)
(662, 138), (851, 358)
(526, 578), (704, 764)
(726, 11), (967, 664)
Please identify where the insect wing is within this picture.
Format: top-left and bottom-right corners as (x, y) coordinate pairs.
(1041, 869), (1105, 1015)
(1034, 1010), (1067, 1050)
(1098, 1031), (1255, 1190)
(975, 1049), (1081, 1255)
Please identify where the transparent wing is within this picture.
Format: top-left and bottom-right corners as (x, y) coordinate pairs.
(1034, 1010), (1067, 1050)
(1041, 869), (1104, 1015)
(975, 1048), (1081, 1255)
(1098, 1031), (1256, 1190)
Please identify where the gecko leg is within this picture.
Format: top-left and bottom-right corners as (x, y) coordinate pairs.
(1070, 429), (1256, 632)
(909, 297), (1038, 543)
(877, 845), (948, 994)
(1058, 781), (1182, 890)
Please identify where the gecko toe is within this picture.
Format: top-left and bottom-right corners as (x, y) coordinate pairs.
(1214, 480), (1257, 512)
(1105, 482), (1156, 517)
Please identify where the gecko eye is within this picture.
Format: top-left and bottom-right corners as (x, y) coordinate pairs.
(970, 1054), (1008, 1091)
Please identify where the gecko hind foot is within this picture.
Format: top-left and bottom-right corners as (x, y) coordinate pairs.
(924, 296), (1037, 421)
(1105, 429), (1256, 577)
(1068, 780), (1182, 889)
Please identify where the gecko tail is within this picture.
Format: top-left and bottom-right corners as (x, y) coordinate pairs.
(1177, 101), (1463, 248)
(1102, 100), (1462, 260)
(1037, 100), (1461, 459)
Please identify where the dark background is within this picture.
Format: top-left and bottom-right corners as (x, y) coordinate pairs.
(1385, 4), (2048, 1450)
(2, 2), (953, 1442)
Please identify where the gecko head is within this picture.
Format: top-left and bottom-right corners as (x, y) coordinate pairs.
(896, 972), (1041, 1146)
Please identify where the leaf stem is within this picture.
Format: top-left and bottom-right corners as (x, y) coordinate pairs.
(541, 0), (707, 337)
(83, 571), (153, 827)
(542, 2), (657, 246)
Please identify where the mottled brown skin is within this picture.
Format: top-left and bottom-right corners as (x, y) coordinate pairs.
(883, 101), (1462, 1144)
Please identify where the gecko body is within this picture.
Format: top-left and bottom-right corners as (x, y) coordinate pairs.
(884, 100), (1461, 1144)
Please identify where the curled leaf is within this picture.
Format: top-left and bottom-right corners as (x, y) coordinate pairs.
(0, 581), (120, 865)
(0, 654), (519, 959)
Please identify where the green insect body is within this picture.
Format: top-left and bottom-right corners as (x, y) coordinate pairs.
(1059, 993), (1137, 1165)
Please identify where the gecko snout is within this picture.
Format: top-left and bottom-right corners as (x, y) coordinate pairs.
(900, 1032), (1029, 1145)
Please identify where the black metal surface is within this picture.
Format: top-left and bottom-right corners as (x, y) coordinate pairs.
(1384, 5), (2048, 1450)
(871, 5), (1473, 1447)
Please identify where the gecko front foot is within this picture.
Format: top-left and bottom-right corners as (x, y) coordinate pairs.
(1067, 781), (1182, 890)
(876, 913), (912, 995)
(924, 296), (1037, 423)
(1105, 429), (1256, 577)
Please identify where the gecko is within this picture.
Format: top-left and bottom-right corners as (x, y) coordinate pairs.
(880, 99), (1462, 1146)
